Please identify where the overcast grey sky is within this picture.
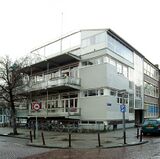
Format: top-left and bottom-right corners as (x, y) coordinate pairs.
(0, 0), (159, 65)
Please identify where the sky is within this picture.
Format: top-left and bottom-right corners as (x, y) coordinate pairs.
(0, 0), (160, 65)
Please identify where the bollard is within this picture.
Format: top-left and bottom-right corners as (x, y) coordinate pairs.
(123, 131), (127, 144)
(69, 133), (71, 147)
(41, 132), (45, 145)
(140, 129), (143, 142)
(30, 131), (33, 143)
(98, 132), (101, 147)
(33, 127), (36, 139)
(137, 127), (139, 139)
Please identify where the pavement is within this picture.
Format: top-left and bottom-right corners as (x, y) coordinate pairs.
(0, 126), (148, 149)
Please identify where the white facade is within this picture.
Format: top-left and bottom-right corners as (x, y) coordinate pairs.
(17, 29), (159, 129)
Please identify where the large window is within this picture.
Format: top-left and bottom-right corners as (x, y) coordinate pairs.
(81, 32), (106, 48)
(144, 62), (159, 80)
(135, 86), (142, 98)
(129, 94), (134, 113)
(107, 35), (133, 63)
(134, 54), (143, 109)
(144, 103), (159, 118)
(144, 81), (159, 98)
(81, 88), (104, 97)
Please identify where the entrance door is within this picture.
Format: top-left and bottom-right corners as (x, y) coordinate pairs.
(135, 110), (143, 126)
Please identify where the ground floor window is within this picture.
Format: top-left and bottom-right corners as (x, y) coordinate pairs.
(144, 103), (159, 118)
(62, 98), (78, 112)
(30, 92), (79, 113)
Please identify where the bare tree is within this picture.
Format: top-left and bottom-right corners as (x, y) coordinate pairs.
(0, 55), (29, 135)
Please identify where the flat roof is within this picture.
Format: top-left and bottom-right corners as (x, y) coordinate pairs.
(23, 53), (80, 74)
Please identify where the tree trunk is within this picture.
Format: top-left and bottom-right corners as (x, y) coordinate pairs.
(11, 106), (18, 135)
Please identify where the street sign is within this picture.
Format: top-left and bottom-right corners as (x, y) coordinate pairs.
(32, 102), (41, 111)
(120, 104), (126, 113)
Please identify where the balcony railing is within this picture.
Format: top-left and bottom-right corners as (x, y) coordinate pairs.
(29, 107), (81, 118)
(48, 76), (81, 87)
(18, 76), (81, 93)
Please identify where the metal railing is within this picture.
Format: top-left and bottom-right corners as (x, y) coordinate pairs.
(18, 76), (81, 93)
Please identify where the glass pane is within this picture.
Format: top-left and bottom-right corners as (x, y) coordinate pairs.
(123, 65), (128, 78)
(110, 58), (116, 66)
(107, 35), (133, 63)
(117, 63), (122, 73)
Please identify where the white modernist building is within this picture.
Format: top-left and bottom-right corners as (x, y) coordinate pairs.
(15, 28), (159, 130)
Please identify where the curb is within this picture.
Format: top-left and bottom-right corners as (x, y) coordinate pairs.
(26, 143), (69, 149)
(101, 140), (149, 149)
(26, 140), (149, 149)
(0, 134), (29, 140)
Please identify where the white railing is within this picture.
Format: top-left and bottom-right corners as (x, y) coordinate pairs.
(29, 107), (81, 117)
(18, 76), (81, 93)
(48, 76), (81, 87)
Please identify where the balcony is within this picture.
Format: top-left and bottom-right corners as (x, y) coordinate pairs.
(28, 107), (81, 119)
(19, 76), (81, 94)
(47, 76), (81, 89)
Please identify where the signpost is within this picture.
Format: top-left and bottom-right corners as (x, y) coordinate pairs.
(119, 90), (127, 144)
(32, 102), (41, 139)
(120, 104), (126, 144)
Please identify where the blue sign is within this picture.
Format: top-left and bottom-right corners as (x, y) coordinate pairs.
(120, 104), (126, 112)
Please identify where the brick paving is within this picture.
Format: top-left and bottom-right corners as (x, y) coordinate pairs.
(0, 126), (145, 148)
(0, 127), (147, 159)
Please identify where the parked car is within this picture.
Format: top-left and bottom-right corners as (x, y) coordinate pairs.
(142, 118), (160, 135)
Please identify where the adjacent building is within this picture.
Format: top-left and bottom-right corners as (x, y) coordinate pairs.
(6, 29), (160, 129)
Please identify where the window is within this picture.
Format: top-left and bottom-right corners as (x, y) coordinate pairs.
(95, 57), (103, 65)
(51, 70), (59, 79)
(123, 65), (128, 78)
(89, 121), (95, 124)
(117, 93), (128, 104)
(81, 39), (90, 48)
(144, 81), (159, 98)
(129, 94), (134, 113)
(81, 121), (88, 124)
(0, 116), (2, 122)
(128, 68), (134, 82)
(81, 88), (105, 97)
(110, 90), (116, 96)
(103, 56), (109, 63)
(103, 88), (110, 95)
(144, 62), (159, 80)
(129, 81), (134, 90)
(117, 62), (122, 74)
(45, 74), (51, 80)
(36, 74), (44, 82)
(83, 91), (88, 97)
(107, 35), (133, 63)
(0, 108), (2, 115)
(99, 89), (104, 95)
(144, 103), (159, 118)
(95, 33), (106, 44)
(82, 60), (94, 66)
(82, 32), (106, 48)
(81, 61), (88, 66)
(156, 88), (159, 98)
(109, 58), (116, 66)
(88, 90), (98, 96)
(135, 86), (141, 98)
